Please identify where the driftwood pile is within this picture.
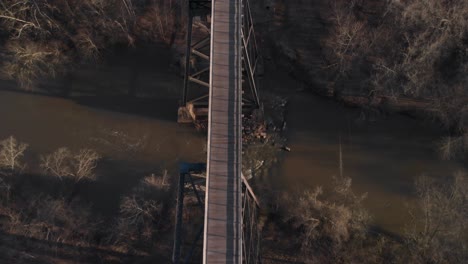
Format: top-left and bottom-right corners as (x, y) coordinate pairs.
(243, 109), (267, 143)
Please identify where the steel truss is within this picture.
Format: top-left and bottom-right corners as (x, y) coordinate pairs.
(172, 163), (261, 264)
(178, 0), (261, 123)
(172, 163), (206, 263)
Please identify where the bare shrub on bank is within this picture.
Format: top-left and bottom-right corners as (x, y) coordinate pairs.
(2, 195), (97, 246)
(118, 195), (162, 241)
(405, 173), (468, 263)
(323, 0), (468, 130)
(41, 147), (100, 182)
(0, 177), (11, 201)
(323, 1), (367, 81)
(283, 176), (369, 257)
(111, 172), (169, 249)
(142, 170), (170, 189)
(135, 0), (180, 45)
(0, 0), (136, 88)
(0, 136), (28, 172)
(0, 0), (183, 89)
(323, 0), (402, 98)
(438, 133), (468, 160)
(2, 42), (67, 90)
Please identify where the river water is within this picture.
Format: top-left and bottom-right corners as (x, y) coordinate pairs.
(0, 46), (462, 234)
(261, 67), (463, 234)
(0, 46), (207, 215)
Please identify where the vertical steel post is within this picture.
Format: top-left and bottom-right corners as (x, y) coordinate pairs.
(182, 7), (194, 106)
(172, 173), (186, 263)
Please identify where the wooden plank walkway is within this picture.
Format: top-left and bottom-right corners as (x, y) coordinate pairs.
(203, 0), (243, 263)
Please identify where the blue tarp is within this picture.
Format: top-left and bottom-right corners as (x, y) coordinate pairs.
(179, 162), (206, 174)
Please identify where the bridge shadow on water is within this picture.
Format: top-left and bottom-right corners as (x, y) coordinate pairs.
(0, 85), (181, 125)
(0, 42), (185, 124)
(72, 95), (180, 123)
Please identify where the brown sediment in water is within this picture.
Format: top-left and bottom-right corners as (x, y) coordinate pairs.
(0, 33), (464, 262)
(1, 42), (463, 233)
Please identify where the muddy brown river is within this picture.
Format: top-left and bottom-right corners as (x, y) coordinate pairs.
(0, 47), (462, 234)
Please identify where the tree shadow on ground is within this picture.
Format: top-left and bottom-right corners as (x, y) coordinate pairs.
(5, 157), (170, 219)
(0, 231), (146, 264)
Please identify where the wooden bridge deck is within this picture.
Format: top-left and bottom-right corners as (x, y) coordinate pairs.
(203, 0), (243, 263)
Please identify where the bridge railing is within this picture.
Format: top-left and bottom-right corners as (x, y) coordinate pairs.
(241, 0), (260, 108)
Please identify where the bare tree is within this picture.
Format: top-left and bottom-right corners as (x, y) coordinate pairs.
(0, 136), (28, 172)
(0, 0), (136, 89)
(324, 1), (367, 79)
(1, 41), (67, 90)
(73, 149), (100, 182)
(41, 147), (100, 182)
(109, 171), (170, 249)
(322, 0), (468, 128)
(119, 195), (162, 227)
(135, 0), (181, 45)
(40, 147), (73, 179)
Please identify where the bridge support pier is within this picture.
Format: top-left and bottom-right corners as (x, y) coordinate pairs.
(172, 164), (262, 263)
(172, 163), (206, 264)
(178, 0), (211, 123)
